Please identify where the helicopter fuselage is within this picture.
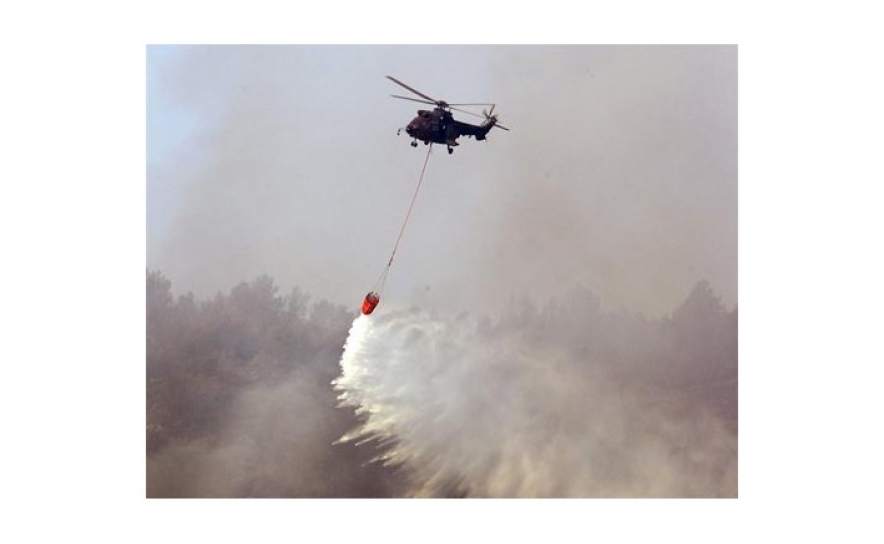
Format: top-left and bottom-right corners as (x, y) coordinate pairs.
(405, 108), (458, 145)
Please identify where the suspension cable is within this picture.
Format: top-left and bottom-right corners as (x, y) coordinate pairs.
(371, 144), (433, 296)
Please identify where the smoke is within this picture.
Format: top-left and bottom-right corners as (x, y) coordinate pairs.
(334, 299), (737, 498)
(146, 46), (738, 497)
(148, 45), (737, 318)
(148, 367), (402, 497)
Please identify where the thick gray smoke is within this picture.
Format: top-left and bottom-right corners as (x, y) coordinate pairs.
(147, 45), (738, 498)
(148, 369), (374, 497)
(335, 288), (737, 497)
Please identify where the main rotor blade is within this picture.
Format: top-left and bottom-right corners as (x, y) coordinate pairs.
(386, 76), (438, 104)
(391, 94), (436, 105)
(447, 102), (497, 107)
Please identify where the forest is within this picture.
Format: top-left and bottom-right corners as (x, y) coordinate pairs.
(147, 270), (737, 497)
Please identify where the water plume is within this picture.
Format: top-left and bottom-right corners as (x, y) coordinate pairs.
(334, 304), (737, 497)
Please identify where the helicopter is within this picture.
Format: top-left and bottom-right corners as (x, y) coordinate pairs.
(387, 75), (509, 154)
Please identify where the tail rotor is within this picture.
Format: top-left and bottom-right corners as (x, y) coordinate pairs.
(483, 104), (510, 131)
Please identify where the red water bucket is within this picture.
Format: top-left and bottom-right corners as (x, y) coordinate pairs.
(361, 292), (380, 315)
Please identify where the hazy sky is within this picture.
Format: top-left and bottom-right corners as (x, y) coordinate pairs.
(147, 45), (736, 316)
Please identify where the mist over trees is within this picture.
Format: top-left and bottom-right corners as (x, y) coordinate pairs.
(495, 282), (738, 432)
(146, 270), (736, 497)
